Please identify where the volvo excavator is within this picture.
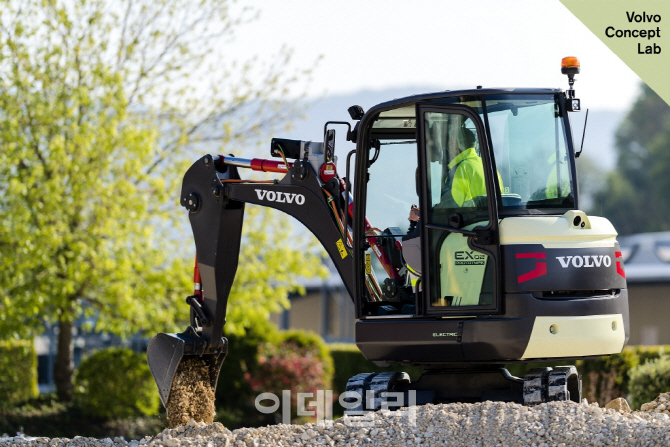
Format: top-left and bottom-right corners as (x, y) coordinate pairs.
(147, 57), (629, 413)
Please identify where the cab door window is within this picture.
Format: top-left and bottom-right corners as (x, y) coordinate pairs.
(421, 109), (497, 311)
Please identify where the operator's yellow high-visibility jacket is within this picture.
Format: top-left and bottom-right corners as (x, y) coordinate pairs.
(545, 152), (571, 199)
(446, 147), (503, 206)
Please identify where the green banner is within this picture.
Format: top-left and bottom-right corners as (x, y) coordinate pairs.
(560, 0), (670, 105)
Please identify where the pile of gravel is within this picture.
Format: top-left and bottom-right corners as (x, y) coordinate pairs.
(640, 392), (670, 415)
(3, 398), (670, 446)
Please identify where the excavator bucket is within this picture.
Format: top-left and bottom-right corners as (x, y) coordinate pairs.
(147, 330), (228, 408)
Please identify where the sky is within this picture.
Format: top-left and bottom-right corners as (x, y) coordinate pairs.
(227, 0), (642, 110)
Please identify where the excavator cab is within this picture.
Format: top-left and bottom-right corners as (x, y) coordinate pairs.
(347, 86), (627, 407)
(357, 93), (577, 319)
(148, 58), (629, 415)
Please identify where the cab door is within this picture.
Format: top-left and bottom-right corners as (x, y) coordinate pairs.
(416, 104), (501, 314)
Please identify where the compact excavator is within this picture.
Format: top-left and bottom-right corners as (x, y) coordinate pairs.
(147, 57), (629, 412)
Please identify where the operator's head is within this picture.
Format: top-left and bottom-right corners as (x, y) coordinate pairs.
(461, 128), (476, 150)
(448, 123), (477, 158)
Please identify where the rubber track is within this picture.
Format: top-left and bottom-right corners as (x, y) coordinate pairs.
(343, 371), (406, 413)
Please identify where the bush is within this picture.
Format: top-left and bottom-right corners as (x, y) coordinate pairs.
(0, 339), (38, 408)
(215, 320), (280, 428)
(278, 330), (334, 390)
(629, 356), (670, 410)
(575, 347), (638, 405)
(73, 347), (160, 419)
(243, 330), (333, 423)
(215, 324), (335, 427)
(245, 338), (331, 419)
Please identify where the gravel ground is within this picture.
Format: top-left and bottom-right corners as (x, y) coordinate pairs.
(3, 397), (670, 446)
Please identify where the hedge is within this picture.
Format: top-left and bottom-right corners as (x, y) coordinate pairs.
(73, 346), (160, 419)
(0, 394), (166, 440)
(278, 330), (334, 390)
(0, 339), (39, 408)
(628, 355), (670, 410)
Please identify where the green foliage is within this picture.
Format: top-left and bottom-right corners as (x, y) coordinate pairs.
(0, 394), (165, 439)
(216, 325), (334, 428)
(0, 0), (322, 399)
(576, 348), (638, 405)
(0, 340), (38, 408)
(215, 319), (279, 426)
(73, 347), (160, 419)
(629, 356), (670, 410)
(591, 84), (670, 234)
(0, 0), (194, 341)
(278, 330), (334, 387)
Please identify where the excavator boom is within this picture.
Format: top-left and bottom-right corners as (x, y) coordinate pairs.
(147, 152), (356, 407)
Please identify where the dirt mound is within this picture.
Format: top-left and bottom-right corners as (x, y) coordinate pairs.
(165, 357), (216, 428)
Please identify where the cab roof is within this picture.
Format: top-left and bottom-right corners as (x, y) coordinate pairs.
(369, 87), (563, 113)
(369, 88), (564, 132)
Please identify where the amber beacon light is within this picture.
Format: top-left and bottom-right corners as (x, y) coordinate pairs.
(561, 56), (581, 111)
(561, 56), (581, 75)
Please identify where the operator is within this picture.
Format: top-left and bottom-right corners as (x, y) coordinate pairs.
(442, 127), (503, 207)
(403, 128), (502, 292)
(407, 127), (503, 220)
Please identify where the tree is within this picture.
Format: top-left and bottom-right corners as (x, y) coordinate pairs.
(0, 0), (324, 401)
(591, 84), (670, 235)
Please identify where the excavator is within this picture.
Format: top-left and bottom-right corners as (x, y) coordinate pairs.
(147, 57), (629, 412)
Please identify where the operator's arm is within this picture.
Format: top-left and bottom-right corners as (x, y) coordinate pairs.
(408, 206), (420, 222)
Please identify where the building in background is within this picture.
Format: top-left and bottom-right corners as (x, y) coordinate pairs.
(619, 232), (670, 346)
(270, 260), (354, 342)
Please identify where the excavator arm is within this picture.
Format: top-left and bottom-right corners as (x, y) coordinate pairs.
(147, 153), (357, 408)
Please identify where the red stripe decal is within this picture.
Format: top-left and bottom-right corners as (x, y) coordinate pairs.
(516, 252), (546, 259)
(517, 252), (547, 283)
(615, 251), (626, 278)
